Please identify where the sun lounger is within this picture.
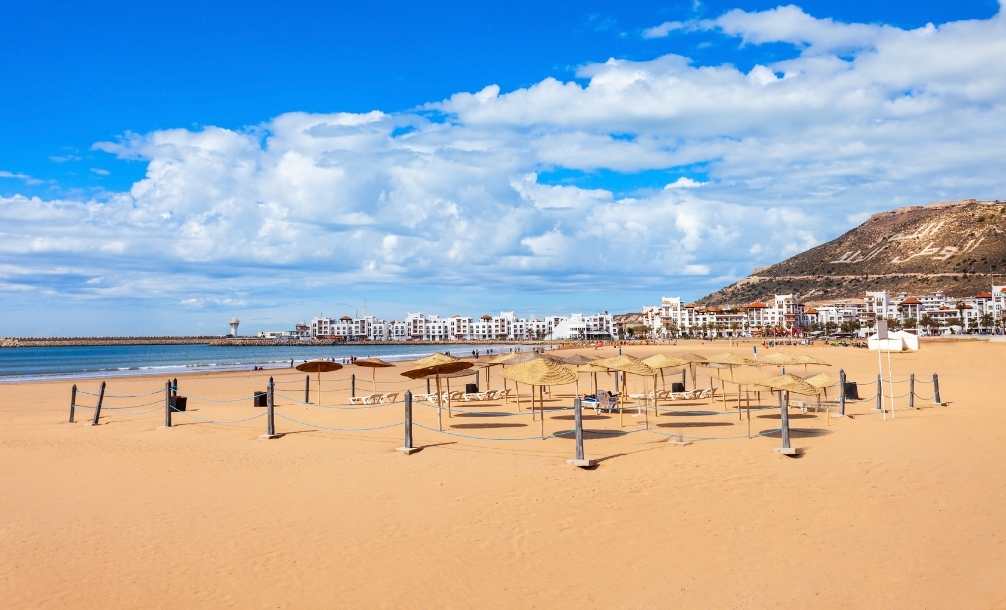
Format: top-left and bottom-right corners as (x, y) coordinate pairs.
(349, 393), (380, 405)
(378, 392), (399, 404)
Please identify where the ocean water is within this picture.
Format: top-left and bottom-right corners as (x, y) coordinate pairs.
(0, 343), (528, 382)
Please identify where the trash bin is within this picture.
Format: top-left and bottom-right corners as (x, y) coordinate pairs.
(671, 382), (685, 393)
(843, 382), (860, 400)
(253, 391), (268, 407)
(170, 396), (188, 412)
(465, 383), (478, 394)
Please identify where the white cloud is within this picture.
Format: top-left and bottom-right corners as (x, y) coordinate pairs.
(3, 3), (1006, 314)
(90, 168), (110, 176)
(0, 170), (43, 186)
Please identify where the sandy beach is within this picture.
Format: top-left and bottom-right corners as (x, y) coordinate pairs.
(2, 339), (1005, 609)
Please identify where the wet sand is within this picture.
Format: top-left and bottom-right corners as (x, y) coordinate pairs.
(2, 340), (1005, 609)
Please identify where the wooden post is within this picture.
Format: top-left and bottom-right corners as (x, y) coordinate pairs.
(539, 385), (545, 439)
(260, 377), (279, 439)
(875, 374), (883, 411)
(90, 381), (106, 426)
(435, 376), (443, 431)
(838, 369), (846, 416)
(163, 381), (172, 428)
(68, 384), (77, 423)
(909, 373), (916, 409)
(305, 375), (310, 404)
(426, 378), (431, 394)
(397, 391), (419, 454)
(172, 378), (178, 396)
(681, 369), (686, 390)
(351, 374), (356, 398)
(776, 390), (797, 455)
(933, 373), (942, 405)
(567, 398), (594, 467)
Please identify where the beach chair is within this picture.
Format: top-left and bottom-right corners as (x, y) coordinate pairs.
(349, 393), (380, 405)
(378, 392), (399, 404)
(582, 390), (618, 414)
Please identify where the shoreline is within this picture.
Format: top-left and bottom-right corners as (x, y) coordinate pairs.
(0, 337), (556, 348)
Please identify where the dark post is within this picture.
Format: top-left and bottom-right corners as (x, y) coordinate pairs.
(68, 384), (77, 423)
(163, 380), (172, 428)
(875, 374), (882, 411)
(90, 381), (106, 426)
(909, 373), (916, 409)
(351, 374), (356, 398)
(681, 369), (686, 390)
(426, 378), (431, 394)
(838, 369), (846, 416)
(933, 373), (942, 405)
(566, 397), (595, 467)
(305, 374), (310, 404)
(260, 376), (278, 439)
(172, 378), (178, 397)
(397, 391), (419, 454)
(775, 390), (797, 455)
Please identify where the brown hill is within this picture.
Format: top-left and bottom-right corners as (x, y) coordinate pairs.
(700, 199), (1006, 305)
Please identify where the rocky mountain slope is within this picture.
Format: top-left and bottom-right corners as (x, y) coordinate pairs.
(700, 199), (1006, 305)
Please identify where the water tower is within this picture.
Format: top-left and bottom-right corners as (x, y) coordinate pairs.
(228, 318), (240, 337)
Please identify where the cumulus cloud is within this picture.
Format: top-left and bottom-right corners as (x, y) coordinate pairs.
(0, 170), (43, 186)
(3, 3), (1006, 315)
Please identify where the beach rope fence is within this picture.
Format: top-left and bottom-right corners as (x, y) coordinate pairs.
(64, 368), (951, 465)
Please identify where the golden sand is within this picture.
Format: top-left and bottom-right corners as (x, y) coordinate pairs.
(2, 340), (1005, 609)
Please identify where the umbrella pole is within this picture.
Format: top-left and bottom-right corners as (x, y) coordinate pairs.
(372, 368), (377, 394)
(720, 378), (726, 411)
(651, 375), (657, 422)
(539, 385), (544, 439)
(436, 375), (443, 431)
(317, 371), (322, 407)
(660, 369), (665, 391)
(447, 377), (452, 418)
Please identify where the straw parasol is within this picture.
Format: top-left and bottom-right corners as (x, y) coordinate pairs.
(795, 354), (830, 369)
(502, 359), (578, 438)
(400, 354), (473, 431)
(754, 373), (819, 396)
(593, 355), (656, 425)
(674, 352), (708, 387)
(758, 352), (804, 367)
(545, 353), (595, 365)
(576, 362), (611, 396)
(642, 354), (690, 391)
(353, 357), (394, 393)
(803, 372), (839, 412)
(295, 360), (344, 405)
(483, 350), (540, 392)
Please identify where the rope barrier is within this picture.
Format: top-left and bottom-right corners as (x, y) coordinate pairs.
(169, 407), (267, 425)
(274, 412), (403, 433)
(181, 394), (256, 404)
(75, 387), (164, 399)
(99, 398), (164, 410)
(413, 421), (553, 442)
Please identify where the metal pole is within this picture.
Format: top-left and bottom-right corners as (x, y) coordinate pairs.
(933, 373), (942, 405)
(426, 378), (431, 394)
(351, 374), (356, 398)
(875, 374), (882, 411)
(397, 391), (419, 454)
(90, 381), (106, 426)
(837, 369), (846, 416)
(305, 375), (310, 404)
(68, 384), (77, 423)
(681, 369), (686, 390)
(163, 381), (172, 428)
(909, 373), (916, 409)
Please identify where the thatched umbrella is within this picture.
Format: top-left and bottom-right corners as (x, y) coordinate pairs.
(593, 354), (656, 426)
(353, 357), (394, 393)
(754, 374), (820, 453)
(673, 352), (708, 387)
(757, 352), (804, 374)
(642, 354), (690, 391)
(576, 362), (611, 397)
(400, 354), (473, 431)
(795, 354), (831, 370)
(804, 372), (839, 418)
(501, 359), (578, 438)
(295, 360), (343, 405)
(484, 351), (540, 399)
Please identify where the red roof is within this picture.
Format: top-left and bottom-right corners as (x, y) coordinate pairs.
(900, 297), (921, 305)
(746, 301), (768, 309)
(804, 307), (818, 314)
(976, 291), (993, 298)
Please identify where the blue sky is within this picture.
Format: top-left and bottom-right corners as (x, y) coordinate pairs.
(1, 1), (1004, 335)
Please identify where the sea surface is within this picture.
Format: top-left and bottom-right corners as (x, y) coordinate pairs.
(0, 343), (529, 382)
